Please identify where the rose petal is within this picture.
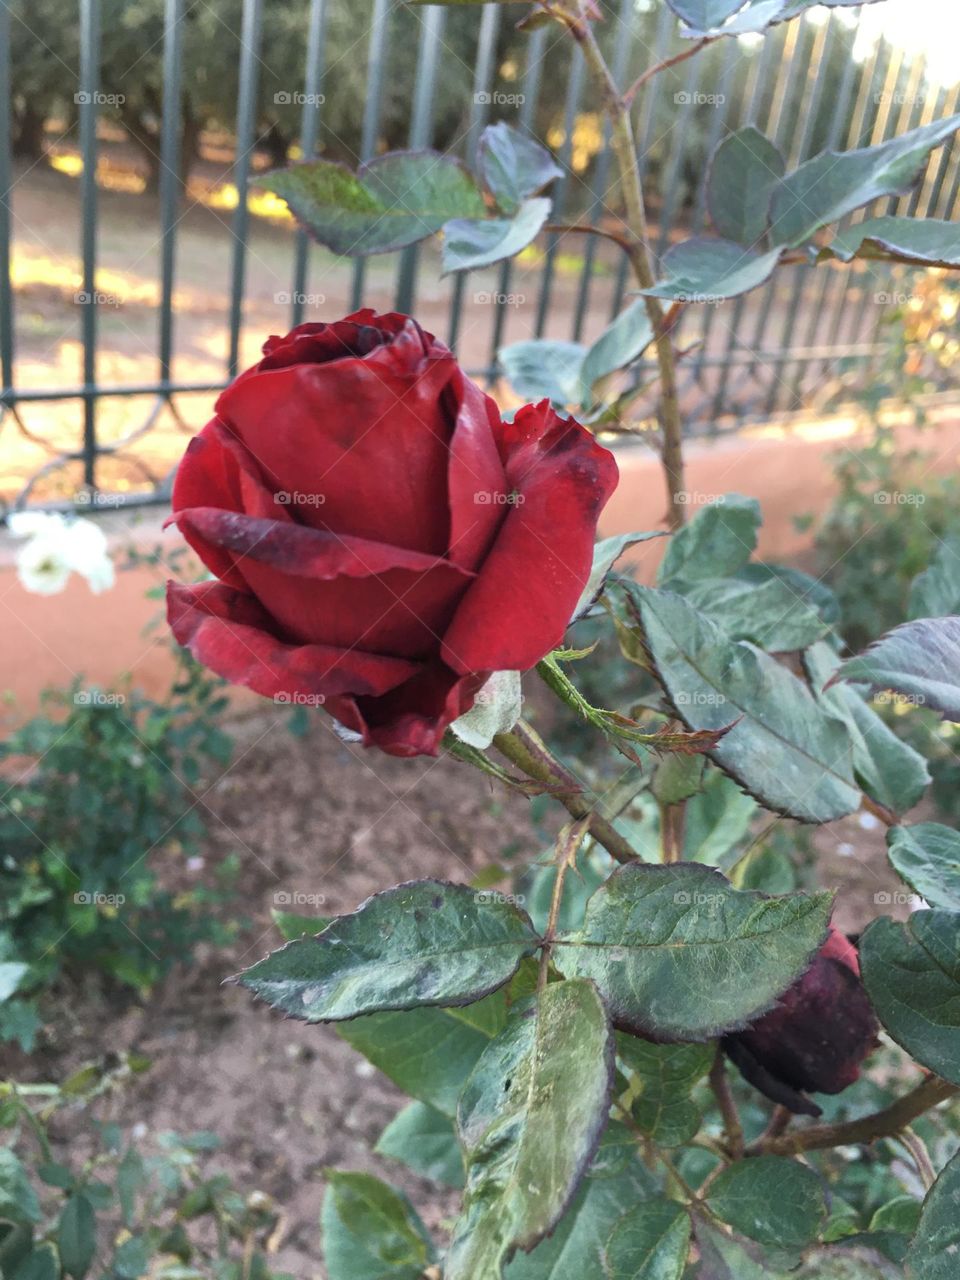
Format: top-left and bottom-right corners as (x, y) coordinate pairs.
(442, 401), (618, 673)
(215, 315), (456, 553)
(446, 370), (509, 570)
(166, 580), (418, 701)
(169, 508), (473, 653)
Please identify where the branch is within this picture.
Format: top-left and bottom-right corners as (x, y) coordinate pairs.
(544, 222), (637, 253)
(571, 17), (687, 529)
(753, 1075), (958, 1157)
(710, 1049), (744, 1159)
(623, 37), (716, 106)
(493, 721), (638, 865)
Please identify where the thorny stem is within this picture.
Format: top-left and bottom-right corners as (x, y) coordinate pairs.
(493, 720), (638, 865)
(710, 1049), (745, 1159)
(899, 1127), (938, 1192)
(753, 1074), (958, 1157)
(570, 10), (688, 529)
(538, 816), (591, 992)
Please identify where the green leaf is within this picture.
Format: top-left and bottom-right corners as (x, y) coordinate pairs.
(58, 1194), (96, 1279)
(665, 0), (746, 28)
(258, 152), (486, 255)
(573, 530), (669, 621)
(658, 495), (760, 586)
(652, 754), (706, 808)
(337, 992), (507, 1116)
(887, 824), (960, 911)
(446, 979), (614, 1280)
(909, 536), (960, 620)
(692, 1220), (772, 1279)
(271, 908), (330, 941)
(706, 1155), (827, 1250)
(617, 1034), (714, 1147)
(237, 879), (539, 1021)
(683, 769), (758, 867)
(503, 1136), (655, 1279)
(11, 1246), (60, 1280)
(113, 1235), (151, 1279)
(642, 238), (782, 302)
(707, 127), (785, 245)
(827, 617), (960, 722)
(376, 1102), (465, 1188)
(630, 586), (861, 823)
(321, 1170), (436, 1280)
(497, 339), (586, 405)
(0, 962), (28, 1002)
(869, 1197), (921, 1236)
(685, 577), (828, 651)
(0, 1149), (41, 1225)
(603, 1199), (691, 1279)
(906, 1148), (960, 1280)
(442, 197), (551, 273)
(770, 115), (960, 247)
(450, 671), (523, 749)
(860, 911), (960, 1084)
(579, 301), (655, 402)
(478, 122), (561, 215)
(116, 1146), (145, 1229)
(825, 216), (960, 268)
(553, 863), (832, 1041)
(804, 641), (930, 816)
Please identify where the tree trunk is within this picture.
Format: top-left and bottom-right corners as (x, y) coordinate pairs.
(12, 104), (47, 161)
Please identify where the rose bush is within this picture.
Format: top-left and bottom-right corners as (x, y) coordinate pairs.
(167, 309), (617, 756)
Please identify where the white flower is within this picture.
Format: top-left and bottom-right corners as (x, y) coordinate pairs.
(8, 511), (115, 596)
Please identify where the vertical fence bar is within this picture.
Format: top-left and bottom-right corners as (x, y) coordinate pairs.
(227, 0), (263, 379)
(447, 1), (500, 350)
(534, 45), (584, 337)
(158, 0), (183, 387)
(570, 0), (633, 343)
(395, 5), (445, 314)
(916, 84), (958, 218)
(79, 0), (100, 488)
(488, 25), (547, 371)
(350, 0), (390, 312)
(291, 0), (327, 327)
(0, 0), (14, 404)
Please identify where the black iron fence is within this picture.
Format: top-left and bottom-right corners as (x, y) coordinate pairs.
(0, 0), (958, 511)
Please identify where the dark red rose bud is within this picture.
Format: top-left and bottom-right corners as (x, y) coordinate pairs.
(724, 927), (879, 1116)
(166, 310), (617, 757)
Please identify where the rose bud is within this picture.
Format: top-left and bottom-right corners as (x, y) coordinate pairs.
(166, 310), (617, 757)
(723, 927), (879, 1116)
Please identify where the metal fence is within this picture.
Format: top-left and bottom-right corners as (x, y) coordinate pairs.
(1, 0), (958, 511)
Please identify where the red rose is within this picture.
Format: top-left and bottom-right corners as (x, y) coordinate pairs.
(724, 927), (879, 1116)
(166, 310), (617, 757)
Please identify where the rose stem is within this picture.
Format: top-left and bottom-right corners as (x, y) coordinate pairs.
(710, 1048), (745, 1159)
(752, 1074), (959, 1157)
(493, 721), (638, 865)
